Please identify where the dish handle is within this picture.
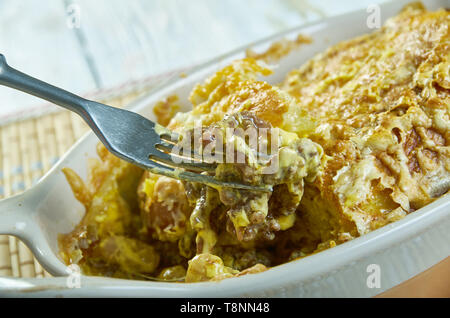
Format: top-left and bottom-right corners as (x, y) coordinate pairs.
(0, 190), (70, 276)
(0, 192), (34, 238)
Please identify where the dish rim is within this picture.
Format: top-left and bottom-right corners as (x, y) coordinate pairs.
(1, 0), (449, 296)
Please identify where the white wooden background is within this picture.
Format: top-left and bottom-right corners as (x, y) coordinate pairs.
(0, 0), (388, 121)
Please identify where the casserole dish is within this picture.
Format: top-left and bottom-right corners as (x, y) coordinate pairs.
(0, 0), (449, 297)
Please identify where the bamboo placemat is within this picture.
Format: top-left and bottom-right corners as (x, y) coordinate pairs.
(0, 83), (155, 278)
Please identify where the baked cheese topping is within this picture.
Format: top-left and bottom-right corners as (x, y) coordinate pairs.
(60, 4), (449, 282)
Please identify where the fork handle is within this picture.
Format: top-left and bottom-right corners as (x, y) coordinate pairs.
(0, 54), (90, 116)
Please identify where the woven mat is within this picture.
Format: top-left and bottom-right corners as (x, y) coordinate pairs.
(0, 84), (155, 278)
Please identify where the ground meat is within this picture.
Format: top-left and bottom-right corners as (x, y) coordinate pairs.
(180, 112), (322, 245)
(138, 174), (191, 242)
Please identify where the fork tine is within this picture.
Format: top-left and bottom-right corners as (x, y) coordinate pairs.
(178, 170), (272, 192)
(154, 123), (180, 142)
(159, 133), (179, 143)
(145, 157), (270, 192)
(155, 140), (209, 163)
(155, 140), (177, 153)
(150, 150), (217, 172)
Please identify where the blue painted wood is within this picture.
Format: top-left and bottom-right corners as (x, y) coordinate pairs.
(0, 0), (388, 119)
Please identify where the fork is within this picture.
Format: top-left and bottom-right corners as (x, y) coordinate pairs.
(0, 54), (268, 192)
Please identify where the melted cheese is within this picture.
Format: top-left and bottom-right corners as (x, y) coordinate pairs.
(60, 4), (449, 283)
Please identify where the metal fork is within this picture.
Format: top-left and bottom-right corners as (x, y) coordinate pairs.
(0, 54), (268, 191)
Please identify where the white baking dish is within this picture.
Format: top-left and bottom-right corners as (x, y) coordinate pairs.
(0, 0), (449, 297)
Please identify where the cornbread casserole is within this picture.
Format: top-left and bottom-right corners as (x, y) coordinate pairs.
(60, 5), (450, 282)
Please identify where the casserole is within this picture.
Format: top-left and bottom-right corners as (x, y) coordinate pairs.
(0, 0), (449, 297)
